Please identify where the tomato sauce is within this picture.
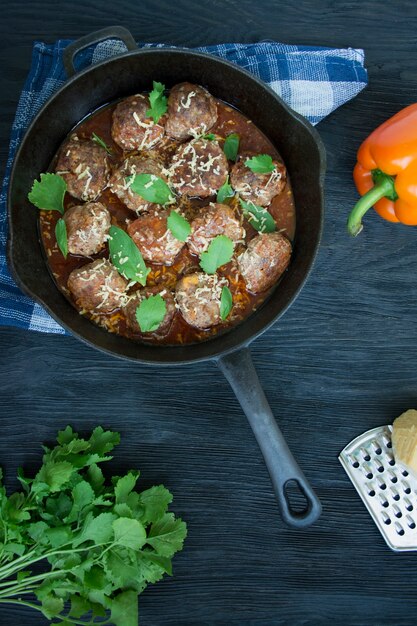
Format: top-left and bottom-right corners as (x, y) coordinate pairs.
(39, 97), (296, 346)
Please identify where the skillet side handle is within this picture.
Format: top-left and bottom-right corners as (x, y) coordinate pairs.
(217, 348), (322, 528)
(63, 26), (138, 78)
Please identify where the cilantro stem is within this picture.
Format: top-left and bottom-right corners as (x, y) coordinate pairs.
(0, 598), (45, 611)
(0, 568), (64, 590)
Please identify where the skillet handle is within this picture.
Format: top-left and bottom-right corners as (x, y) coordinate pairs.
(63, 26), (138, 78)
(217, 348), (322, 528)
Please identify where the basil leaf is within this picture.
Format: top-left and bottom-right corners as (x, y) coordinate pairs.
(129, 174), (174, 206)
(239, 199), (276, 233)
(167, 210), (191, 242)
(223, 133), (240, 162)
(136, 294), (167, 332)
(199, 235), (234, 274)
(146, 81), (168, 124)
(220, 286), (233, 320)
(55, 218), (68, 258)
(245, 154), (275, 174)
(108, 226), (150, 286)
(216, 176), (234, 204)
(202, 133), (216, 141)
(28, 173), (66, 214)
(91, 132), (112, 154)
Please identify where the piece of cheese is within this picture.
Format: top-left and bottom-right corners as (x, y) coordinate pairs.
(392, 409), (417, 473)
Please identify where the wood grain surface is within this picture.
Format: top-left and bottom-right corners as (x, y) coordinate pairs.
(1, 1), (417, 624)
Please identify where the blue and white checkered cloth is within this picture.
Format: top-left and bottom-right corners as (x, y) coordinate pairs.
(0, 39), (367, 334)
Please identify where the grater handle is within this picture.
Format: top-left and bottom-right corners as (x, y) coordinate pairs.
(217, 347), (322, 528)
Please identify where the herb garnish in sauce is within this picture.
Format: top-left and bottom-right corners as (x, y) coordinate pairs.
(199, 235), (234, 274)
(167, 210), (191, 242)
(55, 218), (68, 258)
(223, 133), (240, 162)
(220, 285), (233, 320)
(216, 176), (235, 204)
(245, 154), (275, 174)
(108, 226), (150, 286)
(146, 81), (168, 124)
(91, 132), (112, 154)
(239, 199), (276, 233)
(130, 174), (174, 205)
(136, 294), (167, 332)
(201, 133), (216, 141)
(28, 173), (68, 258)
(28, 173), (66, 213)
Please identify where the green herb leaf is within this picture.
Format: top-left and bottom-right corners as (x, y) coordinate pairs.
(220, 286), (233, 320)
(35, 461), (74, 493)
(216, 176), (234, 204)
(138, 485), (173, 524)
(223, 133), (240, 161)
(202, 132), (216, 140)
(73, 512), (116, 547)
(239, 199), (276, 233)
(113, 518), (147, 550)
(108, 225), (150, 286)
(91, 132), (112, 154)
(115, 472), (139, 504)
(199, 235), (234, 274)
(135, 294), (167, 333)
(110, 590), (139, 626)
(41, 594), (64, 619)
(28, 173), (66, 213)
(147, 513), (188, 557)
(146, 81), (168, 124)
(55, 218), (68, 258)
(245, 154), (275, 174)
(167, 210), (191, 242)
(129, 173), (174, 205)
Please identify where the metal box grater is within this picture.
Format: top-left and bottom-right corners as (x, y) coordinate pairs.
(339, 425), (417, 552)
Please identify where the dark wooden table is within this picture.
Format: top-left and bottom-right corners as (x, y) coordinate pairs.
(1, 1), (417, 624)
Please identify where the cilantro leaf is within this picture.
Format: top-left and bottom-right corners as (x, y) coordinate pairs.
(55, 218), (68, 258)
(113, 518), (147, 550)
(138, 485), (173, 524)
(91, 132), (112, 154)
(239, 199), (276, 233)
(35, 461), (74, 493)
(223, 133), (240, 161)
(216, 176), (234, 204)
(202, 132), (216, 140)
(110, 590), (139, 626)
(129, 173), (174, 205)
(199, 235), (234, 274)
(115, 472), (139, 504)
(28, 173), (66, 213)
(167, 209), (191, 242)
(220, 286), (233, 320)
(147, 513), (187, 557)
(136, 294), (167, 333)
(245, 154), (275, 173)
(73, 512), (116, 547)
(108, 225), (150, 286)
(146, 81), (168, 124)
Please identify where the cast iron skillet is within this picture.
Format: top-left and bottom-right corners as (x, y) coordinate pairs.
(7, 26), (325, 528)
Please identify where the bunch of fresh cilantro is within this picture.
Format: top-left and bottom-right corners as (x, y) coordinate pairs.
(0, 426), (187, 625)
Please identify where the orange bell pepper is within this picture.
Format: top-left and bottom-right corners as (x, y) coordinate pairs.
(347, 103), (417, 236)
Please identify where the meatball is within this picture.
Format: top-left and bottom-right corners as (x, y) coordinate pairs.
(111, 94), (165, 151)
(109, 156), (167, 213)
(63, 202), (111, 256)
(169, 139), (228, 197)
(237, 232), (292, 293)
(123, 287), (176, 335)
(67, 258), (127, 313)
(230, 156), (286, 207)
(55, 135), (110, 202)
(188, 203), (245, 255)
(127, 210), (185, 266)
(165, 82), (218, 141)
(175, 272), (228, 329)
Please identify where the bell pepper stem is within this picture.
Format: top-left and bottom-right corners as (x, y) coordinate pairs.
(347, 177), (395, 236)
